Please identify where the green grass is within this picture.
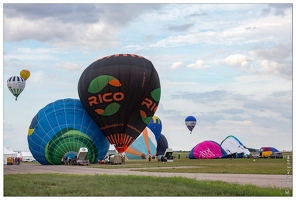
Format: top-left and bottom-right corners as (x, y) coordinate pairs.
(4, 174), (291, 196)
(4, 151), (292, 196)
(90, 152), (292, 175)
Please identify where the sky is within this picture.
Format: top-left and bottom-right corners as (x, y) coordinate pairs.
(1, 2), (293, 153)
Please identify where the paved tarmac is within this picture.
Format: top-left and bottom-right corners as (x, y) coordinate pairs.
(4, 164), (293, 190)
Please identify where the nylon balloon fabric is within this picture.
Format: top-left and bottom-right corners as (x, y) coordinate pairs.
(27, 98), (110, 165)
(7, 76), (26, 101)
(78, 54), (161, 153)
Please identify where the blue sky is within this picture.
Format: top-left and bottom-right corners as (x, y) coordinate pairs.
(2, 3), (293, 152)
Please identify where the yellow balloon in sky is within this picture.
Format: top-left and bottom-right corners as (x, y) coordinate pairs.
(20, 69), (30, 80)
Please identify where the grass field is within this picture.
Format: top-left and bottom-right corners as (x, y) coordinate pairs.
(4, 151), (293, 196)
(90, 151), (292, 175)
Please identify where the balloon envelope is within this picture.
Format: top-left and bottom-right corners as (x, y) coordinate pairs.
(20, 69), (30, 80)
(189, 140), (228, 159)
(7, 76), (26, 100)
(78, 54), (161, 153)
(157, 134), (168, 155)
(220, 135), (250, 157)
(147, 115), (162, 141)
(27, 98), (110, 165)
(185, 116), (196, 133)
(259, 147), (279, 153)
(125, 127), (157, 159)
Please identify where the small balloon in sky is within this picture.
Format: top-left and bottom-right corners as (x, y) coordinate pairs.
(185, 116), (196, 134)
(20, 69), (31, 80)
(7, 75), (26, 101)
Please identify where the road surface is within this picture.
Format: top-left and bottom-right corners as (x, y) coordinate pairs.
(4, 164), (293, 189)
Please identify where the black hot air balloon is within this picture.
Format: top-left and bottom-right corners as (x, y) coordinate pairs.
(78, 54), (161, 153)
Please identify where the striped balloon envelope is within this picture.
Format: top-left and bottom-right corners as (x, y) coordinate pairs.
(27, 98), (110, 165)
(124, 127), (157, 159)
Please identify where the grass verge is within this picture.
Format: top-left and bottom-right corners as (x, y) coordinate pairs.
(4, 173), (291, 196)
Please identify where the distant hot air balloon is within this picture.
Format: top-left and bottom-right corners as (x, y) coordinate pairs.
(185, 116), (196, 134)
(78, 54), (161, 153)
(27, 98), (110, 165)
(20, 69), (30, 80)
(147, 115), (162, 141)
(7, 76), (26, 101)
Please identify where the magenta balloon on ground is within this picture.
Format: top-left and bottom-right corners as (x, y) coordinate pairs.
(188, 140), (228, 159)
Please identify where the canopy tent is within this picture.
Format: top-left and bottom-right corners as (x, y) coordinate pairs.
(3, 147), (17, 164)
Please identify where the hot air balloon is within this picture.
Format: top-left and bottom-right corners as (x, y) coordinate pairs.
(220, 135), (250, 158)
(20, 69), (30, 80)
(185, 116), (196, 134)
(27, 98), (110, 165)
(7, 76), (26, 101)
(157, 134), (168, 156)
(147, 115), (162, 141)
(124, 127), (157, 159)
(189, 140), (228, 159)
(78, 54), (161, 153)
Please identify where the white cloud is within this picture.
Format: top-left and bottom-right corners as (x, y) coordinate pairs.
(170, 62), (183, 69)
(55, 62), (84, 72)
(187, 60), (209, 69)
(224, 54), (248, 67)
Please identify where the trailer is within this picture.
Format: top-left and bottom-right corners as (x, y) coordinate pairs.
(164, 148), (174, 162)
(104, 154), (122, 165)
(76, 147), (89, 166)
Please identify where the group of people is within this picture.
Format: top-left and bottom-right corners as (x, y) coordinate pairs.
(61, 156), (78, 165)
(8, 157), (20, 165)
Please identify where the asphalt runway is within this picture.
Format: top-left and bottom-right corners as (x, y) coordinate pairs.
(4, 164), (293, 190)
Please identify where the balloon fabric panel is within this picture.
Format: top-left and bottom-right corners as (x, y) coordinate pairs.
(125, 127), (157, 159)
(147, 115), (162, 141)
(189, 140), (227, 159)
(27, 98), (109, 165)
(20, 69), (30, 80)
(185, 116), (196, 133)
(78, 54), (161, 153)
(157, 134), (168, 155)
(7, 76), (26, 100)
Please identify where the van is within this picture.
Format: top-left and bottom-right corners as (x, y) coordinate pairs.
(270, 152), (283, 159)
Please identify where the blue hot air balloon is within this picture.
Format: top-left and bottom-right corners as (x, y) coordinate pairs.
(147, 115), (162, 141)
(27, 98), (110, 165)
(185, 116), (196, 134)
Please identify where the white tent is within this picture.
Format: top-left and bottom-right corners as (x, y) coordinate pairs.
(3, 147), (17, 164)
(21, 151), (35, 161)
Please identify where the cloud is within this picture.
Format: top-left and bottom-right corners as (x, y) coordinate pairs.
(3, 120), (13, 131)
(3, 4), (163, 50)
(167, 23), (195, 32)
(224, 54), (248, 67)
(187, 60), (209, 69)
(171, 62), (183, 69)
(55, 62), (84, 72)
(261, 4), (292, 17)
(250, 43), (292, 63)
